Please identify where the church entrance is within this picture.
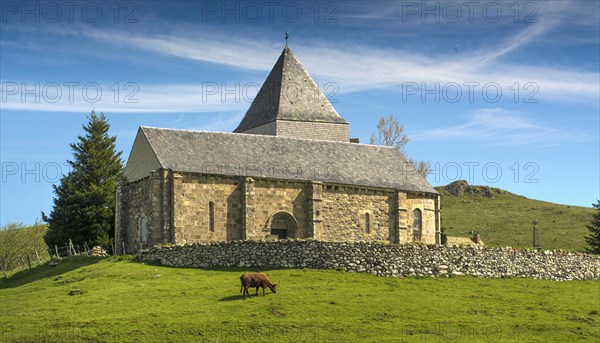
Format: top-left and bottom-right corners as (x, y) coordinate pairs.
(270, 212), (297, 239)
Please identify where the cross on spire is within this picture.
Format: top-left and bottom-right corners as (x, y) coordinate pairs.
(285, 31), (289, 47)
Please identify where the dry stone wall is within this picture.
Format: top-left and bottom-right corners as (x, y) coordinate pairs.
(141, 241), (600, 281)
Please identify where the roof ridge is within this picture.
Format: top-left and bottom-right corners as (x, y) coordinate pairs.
(133, 126), (437, 194)
(141, 126), (396, 150)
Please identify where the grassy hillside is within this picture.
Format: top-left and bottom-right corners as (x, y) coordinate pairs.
(436, 182), (595, 251)
(1, 256), (598, 342)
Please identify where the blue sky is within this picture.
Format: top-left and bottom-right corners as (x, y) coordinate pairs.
(1, 0), (599, 226)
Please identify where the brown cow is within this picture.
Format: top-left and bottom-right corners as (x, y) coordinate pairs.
(240, 272), (277, 300)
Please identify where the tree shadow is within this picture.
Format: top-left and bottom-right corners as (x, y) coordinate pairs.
(0, 256), (103, 289)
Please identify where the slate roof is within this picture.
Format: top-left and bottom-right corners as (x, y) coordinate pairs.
(234, 46), (348, 133)
(138, 126), (437, 194)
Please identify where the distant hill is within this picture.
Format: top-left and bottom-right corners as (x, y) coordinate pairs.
(436, 180), (595, 251)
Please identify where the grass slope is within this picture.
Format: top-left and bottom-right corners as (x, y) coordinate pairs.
(1, 257), (598, 342)
(436, 184), (595, 251)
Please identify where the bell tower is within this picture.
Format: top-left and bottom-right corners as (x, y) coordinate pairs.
(234, 44), (350, 142)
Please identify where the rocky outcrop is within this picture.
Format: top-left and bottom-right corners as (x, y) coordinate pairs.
(140, 240), (600, 281)
(445, 180), (469, 196)
(443, 180), (498, 198)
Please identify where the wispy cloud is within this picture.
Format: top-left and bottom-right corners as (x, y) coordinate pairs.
(0, 83), (254, 113)
(411, 108), (592, 146)
(1, 0), (598, 113)
(57, 13), (598, 103)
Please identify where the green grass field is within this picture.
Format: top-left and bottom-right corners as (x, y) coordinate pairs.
(1, 256), (598, 342)
(436, 185), (595, 251)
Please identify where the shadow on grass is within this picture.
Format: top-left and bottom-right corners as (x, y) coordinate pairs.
(138, 259), (311, 274)
(219, 293), (275, 301)
(0, 256), (103, 289)
(218, 294), (245, 302)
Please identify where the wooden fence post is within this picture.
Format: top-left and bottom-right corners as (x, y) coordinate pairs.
(66, 243), (71, 256)
(121, 242), (126, 255)
(34, 248), (42, 264)
(68, 239), (76, 256)
(55, 245), (60, 258)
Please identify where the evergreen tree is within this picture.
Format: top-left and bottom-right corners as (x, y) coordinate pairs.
(585, 200), (600, 254)
(42, 111), (123, 249)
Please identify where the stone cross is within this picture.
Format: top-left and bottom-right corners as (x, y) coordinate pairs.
(473, 231), (481, 244)
(533, 219), (541, 249)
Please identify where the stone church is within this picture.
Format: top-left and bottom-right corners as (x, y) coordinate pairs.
(115, 45), (440, 253)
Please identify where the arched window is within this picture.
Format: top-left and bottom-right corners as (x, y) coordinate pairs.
(365, 212), (371, 234)
(208, 201), (215, 232)
(139, 216), (148, 243)
(413, 209), (422, 231)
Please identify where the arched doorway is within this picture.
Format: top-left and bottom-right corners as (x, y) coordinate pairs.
(270, 212), (297, 239)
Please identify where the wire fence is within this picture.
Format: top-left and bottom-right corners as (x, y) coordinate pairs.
(1, 247), (50, 277)
(1, 239), (120, 278)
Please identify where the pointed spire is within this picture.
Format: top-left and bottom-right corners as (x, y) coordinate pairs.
(234, 46), (347, 135)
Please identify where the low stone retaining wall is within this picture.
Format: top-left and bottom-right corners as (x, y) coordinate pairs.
(140, 240), (600, 281)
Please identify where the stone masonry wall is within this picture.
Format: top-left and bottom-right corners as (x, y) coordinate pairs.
(141, 241), (600, 281)
(276, 120), (350, 142)
(237, 120), (349, 143)
(119, 169), (171, 251)
(321, 186), (394, 242)
(239, 121), (276, 136)
(173, 173), (244, 244)
(401, 194), (437, 244)
(245, 179), (309, 239)
(120, 172), (440, 248)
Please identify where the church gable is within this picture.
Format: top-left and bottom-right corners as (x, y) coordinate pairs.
(124, 128), (163, 182)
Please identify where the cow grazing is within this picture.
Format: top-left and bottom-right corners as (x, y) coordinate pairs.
(239, 272), (277, 300)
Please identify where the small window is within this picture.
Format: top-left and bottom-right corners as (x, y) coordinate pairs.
(413, 209), (422, 231)
(209, 201), (215, 232)
(365, 212), (371, 234)
(139, 216), (148, 243)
